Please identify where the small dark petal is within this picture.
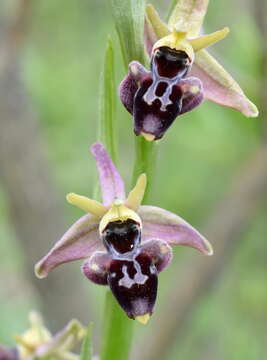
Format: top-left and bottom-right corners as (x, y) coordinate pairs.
(119, 74), (138, 114)
(0, 347), (19, 360)
(82, 251), (111, 285)
(128, 61), (150, 82)
(108, 253), (158, 319)
(140, 239), (173, 273)
(119, 61), (150, 115)
(179, 77), (204, 115)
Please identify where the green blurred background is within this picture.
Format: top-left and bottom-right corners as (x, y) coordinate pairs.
(0, 0), (266, 359)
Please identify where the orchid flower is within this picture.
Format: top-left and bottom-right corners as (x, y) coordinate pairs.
(35, 143), (212, 325)
(119, 0), (258, 141)
(2, 312), (85, 360)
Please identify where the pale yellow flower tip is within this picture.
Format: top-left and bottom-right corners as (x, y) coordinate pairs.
(126, 173), (147, 210)
(34, 262), (46, 279)
(141, 132), (155, 141)
(135, 313), (150, 325)
(246, 101), (259, 118)
(66, 193), (107, 217)
(205, 239), (214, 256)
(189, 27), (230, 52)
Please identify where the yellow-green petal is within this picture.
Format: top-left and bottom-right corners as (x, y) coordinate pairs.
(125, 173), (147, 210)
(145, 4), (170, 39)
(66, 193), (107, 217)
(189, 27), (229, 52)
(168, 0), (209, 36)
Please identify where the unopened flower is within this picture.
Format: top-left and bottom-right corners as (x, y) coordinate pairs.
(12, 312), (85, 360)
(120, 1), (258, 141)
(35, 143), (212, 324)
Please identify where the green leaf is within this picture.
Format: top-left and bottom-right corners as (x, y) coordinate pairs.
(99, 38), (117, 162)
(110, 0), (146, 69)
(80, 322), (93, 360)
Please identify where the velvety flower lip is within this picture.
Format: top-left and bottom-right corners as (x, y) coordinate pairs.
(35, 142), (212, 323)
(144, 1), (258, 118)
(120, 60), (204, 140)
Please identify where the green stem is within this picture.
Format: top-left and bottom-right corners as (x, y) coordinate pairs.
(132, 136), (158, 203)
(100, 291), (134, 360)
(100, 1), (158, 359)
(99, 37), (135, 360)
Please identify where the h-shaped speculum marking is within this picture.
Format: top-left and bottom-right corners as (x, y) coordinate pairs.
(139, 54), (188, 112)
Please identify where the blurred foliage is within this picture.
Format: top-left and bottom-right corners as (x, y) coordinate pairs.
(0, 0), (266, 359)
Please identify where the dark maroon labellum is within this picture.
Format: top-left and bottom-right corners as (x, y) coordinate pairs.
(132, 48), (190, 139)
(83, 220), (173, 319)
(119, 47), (204, 140)
(108, 253), (158, 319)
(102, 219), (141, 255)
(133, 77), (183, 139)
